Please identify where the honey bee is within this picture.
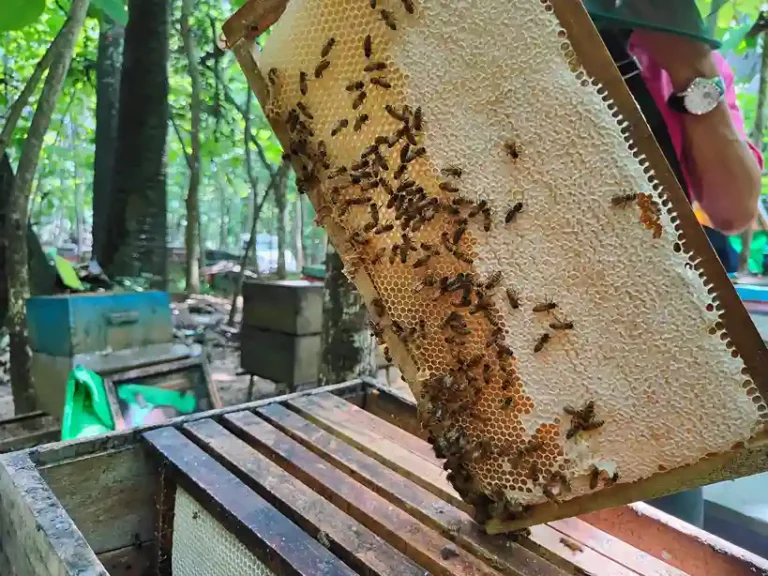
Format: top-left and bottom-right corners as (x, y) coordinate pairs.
(401, 0), (415, 14)
(331, 118), (349, 137)
(453, 249), (473, 265)
(589, 466), (600, 490)
(505, 202), (524, 223)
(401, 127), (418, 146)
(468, 200), (488, 218)
(504, 140), (521, 159)
(399, 143), (411, 165)
(407, 146), (426, 161)
(371, 247), (386, 265)
(346, 80), (364, 92)
(484, 271), (502, 291)
(352, 91), (367, 110)
(299, 71), (308, 95)
(321, 37), (335, 58)
(413, 106), (423, 131)
(533, 333), (551, 353)
(441, 165), (462, 178)
(393, 163), (407, 180)
(388, 244), (399, 265)
(482, 208), (492, 232)
(610, 193), (639, 207)
(543, 486), (561, 504)
(314, 59), (330, 79)
(559, 537), (583, 553)
(370, 77), (391, 89)
(364, 61), (388, 73)
(296, 101), (313, 120)
(383, 346), (392, 363)
(371, 297), (386, 317)
(532, 301), (557, 313)
(385, 104), (407, 122)
(267, 67), (279, 85)
(452, 224), (467, 245)
(549, 319), (574, 331)
(361, 179), (380, 192)
(439, 181), (459, 193)
(354, 114), (370, 131)
(363, 34), (373, 59)
(506, 288), (520, 309)
(380, 9), (397, 30)
(496, 343), (514, 358)
(375, 223), (394, 234)
(413, 254), (431, 268)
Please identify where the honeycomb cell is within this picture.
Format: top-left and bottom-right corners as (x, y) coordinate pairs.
(255, 0), (765, 513)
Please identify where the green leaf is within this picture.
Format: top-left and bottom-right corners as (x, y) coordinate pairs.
(0, 0), (45, 32)
(91, 0), (128, 26)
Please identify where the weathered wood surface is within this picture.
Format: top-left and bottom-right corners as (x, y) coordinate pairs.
(0, 452), (107, 575)
(223, 409), (510, 576)
(283, 393), (691, 576)
(142, 426), (358, 576)
(184, 417), (427, 576)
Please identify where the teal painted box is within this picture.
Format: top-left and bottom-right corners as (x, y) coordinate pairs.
(27, 291), (174, 357)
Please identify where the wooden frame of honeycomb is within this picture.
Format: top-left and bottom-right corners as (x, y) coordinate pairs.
(224, 0), (768, 533)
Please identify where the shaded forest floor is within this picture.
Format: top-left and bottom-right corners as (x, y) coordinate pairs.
(0, 293), (413, 420)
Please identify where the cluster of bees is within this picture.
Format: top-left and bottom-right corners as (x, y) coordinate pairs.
(259, 0), (639, 518)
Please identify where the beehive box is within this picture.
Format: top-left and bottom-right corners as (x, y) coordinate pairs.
(2, 379), (768, 576)
(223, 0), (768, 532)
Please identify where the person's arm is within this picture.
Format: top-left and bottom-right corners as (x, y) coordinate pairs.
(632, 30), (762, 235)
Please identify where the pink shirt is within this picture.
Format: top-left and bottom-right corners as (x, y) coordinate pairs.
(628, 41), (763, 201)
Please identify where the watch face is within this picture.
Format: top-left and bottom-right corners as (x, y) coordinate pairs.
(684, 77), (724, 115)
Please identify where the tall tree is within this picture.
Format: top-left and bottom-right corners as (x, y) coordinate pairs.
(102, 0), (169, 286)
(6, 0), (91, 414)
(318, 243), (377, 385)
(180, 0), (201, 293)
(274, 168), (287, 278)
(92, 17), (124, 264)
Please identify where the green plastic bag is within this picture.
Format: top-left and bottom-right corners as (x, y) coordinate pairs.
(61, 366), (116, 441)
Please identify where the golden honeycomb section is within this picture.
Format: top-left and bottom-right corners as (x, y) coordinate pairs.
(254, 0), (767, 521)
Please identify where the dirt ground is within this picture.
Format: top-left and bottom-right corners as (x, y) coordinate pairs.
(0, 293), (413, 420)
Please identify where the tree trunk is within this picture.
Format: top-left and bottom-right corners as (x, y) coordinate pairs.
(318, 242), (376, 385)
(181, 0), (201, 294)
(741, 29), (768, 274)
(92, 17), (124, 264)
(0, 154), (57, 325)
(275, 178), (287, 277)
(294, 192), (305, 272)
(102, 0), (169, 287)
(6, 0), (90, 414)
(70, 120), (84, 257)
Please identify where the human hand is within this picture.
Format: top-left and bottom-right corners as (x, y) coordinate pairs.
(631, 29), (718, 91)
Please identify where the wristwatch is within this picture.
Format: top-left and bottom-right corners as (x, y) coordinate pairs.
(667, 76), (726, 116)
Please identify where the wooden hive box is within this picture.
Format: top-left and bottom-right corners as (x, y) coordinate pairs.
(1, 378), (767, 576)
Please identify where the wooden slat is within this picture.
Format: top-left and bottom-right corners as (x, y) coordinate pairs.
(0, 452), (108, 575)
(289, 393), (465, 509)
(183, 417), (427, 576)
(285, 396), (682, 576)
(142, 427), (356, 576)
(261, 403), (639, 576)
(222, 410), (506, 576)
(549, 517), (687, 576)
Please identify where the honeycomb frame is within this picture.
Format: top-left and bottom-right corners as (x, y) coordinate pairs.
(224, 0), (768, 532)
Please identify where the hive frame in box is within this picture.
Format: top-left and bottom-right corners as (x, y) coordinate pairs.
(0, 378), (767, 575)
(223, 0), (768, 532)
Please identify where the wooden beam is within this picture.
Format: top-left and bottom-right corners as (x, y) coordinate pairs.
(142, 426), (357, 576)
(259, 402), (640, 576)
(225, 409), (562, 576)
(183, 418), (427, 576)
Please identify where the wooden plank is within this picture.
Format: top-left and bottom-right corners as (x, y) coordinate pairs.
(0, 452), (108, 575)
(39, 445), (157, 554)
(184, 417), (427, 576)
(259, 403), (638, 576)
(154, 461), (175, 576)
(548, 517), (687, 576)
(288, 393), (465, 510)
(583, 503), (768, 576)
(142, 426), (356, 576)
(223, 410), (507, 576)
